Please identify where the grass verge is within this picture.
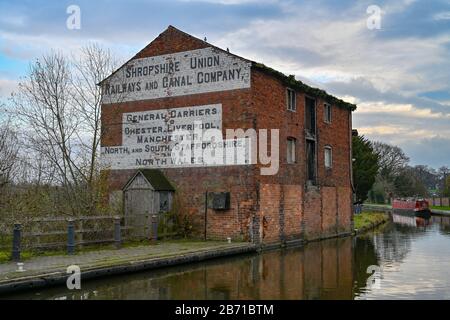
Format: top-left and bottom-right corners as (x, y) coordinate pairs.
(431, 205), (450, 211)
(354, 211), (389, 232)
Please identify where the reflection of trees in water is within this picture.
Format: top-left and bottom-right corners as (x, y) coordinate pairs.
(352, 219), (430, 297)
(431, 215), (450, 236)
(373, 224), (411, 263)
(352, 236), (379, 296)
(371, 216), (432, 264)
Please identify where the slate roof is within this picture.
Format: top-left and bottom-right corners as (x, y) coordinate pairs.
(123, 169), (175, 191)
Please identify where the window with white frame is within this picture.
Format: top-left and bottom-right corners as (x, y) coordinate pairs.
(324, 103), (332, 123)
(287, 88), (296, 111)
(324, 146), (333, 169)
(287, 138), (296, 163)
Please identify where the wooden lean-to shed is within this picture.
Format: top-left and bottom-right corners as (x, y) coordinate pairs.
(122, 169), (175, 239)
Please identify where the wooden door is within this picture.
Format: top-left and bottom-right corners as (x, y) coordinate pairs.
(125, 188), (155, 239)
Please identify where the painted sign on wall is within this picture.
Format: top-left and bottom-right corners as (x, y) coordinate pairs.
(101, 104), (251, 169)
(102, 47), (251, 104)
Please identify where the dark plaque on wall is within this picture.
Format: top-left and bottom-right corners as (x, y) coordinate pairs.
(208, 192), (231, 210)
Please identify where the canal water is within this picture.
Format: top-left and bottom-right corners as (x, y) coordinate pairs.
(6, 213), (450, 300)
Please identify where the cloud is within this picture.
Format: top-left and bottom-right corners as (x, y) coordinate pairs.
(0, 78), (18, 102)
(324, 77), (450, 115)
(402, 137), (450, 168)
(215, 3), (450, 99)
(356, 102), (450, 119)
(0, 78), (17, 94)
(179, 0), (277, 4)
(0, 15), (27, 28)
(433, 11), (450, 20)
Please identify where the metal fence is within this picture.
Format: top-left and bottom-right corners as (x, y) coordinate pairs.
(426, 197), (450, 207)
(0, 212), (179, 261)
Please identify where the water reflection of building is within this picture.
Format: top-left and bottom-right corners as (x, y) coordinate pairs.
(21, 215), (450, 300)
(11, 215), (450, 300)
(392, 214), (431, 228)
(20, 238), (356, 300)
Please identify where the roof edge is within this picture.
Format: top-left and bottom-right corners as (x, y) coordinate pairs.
(252, 63), (357, 112)
(98, 25), (357, 112)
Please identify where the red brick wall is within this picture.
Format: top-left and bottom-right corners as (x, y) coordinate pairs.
(303, 189), (322, 239)
(259, 184), (281, 243)
(322, 186), (338, 237)
(337, 186), (352, 233)
(101, 26), (354, 243)
(283, 185), (303, 240)
(250, 68), (353, 242)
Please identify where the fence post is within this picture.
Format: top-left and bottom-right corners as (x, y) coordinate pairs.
(11, 223), (22, 262)
(249, 215), (254, 243)
(151, 214), (158, 242)
(67, 219), (75, 255)
(114, 216), (121, 249)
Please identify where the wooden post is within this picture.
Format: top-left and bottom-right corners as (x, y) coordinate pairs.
(11, 223), (22, 262)
(204, 191), (208, 241)
(151, 215), (158, 242)
(249, 215), (254, 243)
(114, 216), (121, 249)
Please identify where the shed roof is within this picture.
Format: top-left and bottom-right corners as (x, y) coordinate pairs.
(123, 169), (175, 191)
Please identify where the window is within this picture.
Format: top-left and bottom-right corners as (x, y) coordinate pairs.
(324, 103), (332, 123)
(305, 97), (316, 135)
(324, 146), (332, 169)
(159, 191), (172, 212)
(287, 88), (296, 111)
(306, 140), (316, 184)
(287, 138), (296, 163)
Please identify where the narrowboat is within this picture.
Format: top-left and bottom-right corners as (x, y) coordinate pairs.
(392, 198), (431, 219)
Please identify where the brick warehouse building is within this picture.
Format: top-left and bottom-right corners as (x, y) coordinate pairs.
(100, 26), (357, 244)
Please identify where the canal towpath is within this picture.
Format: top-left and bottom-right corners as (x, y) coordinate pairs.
(0, 211), (394, 296)
(0, 240), (256, 295)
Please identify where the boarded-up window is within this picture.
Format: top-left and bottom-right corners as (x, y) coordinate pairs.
(287, 138), (296, 163)
(159, 191), (173, 212)
(325, 146), (333, 169)
(306, 140), (316, 184)
(287, 88), (296, 111)
(305, 97), (316, 135)
(324, 103), (332, 123)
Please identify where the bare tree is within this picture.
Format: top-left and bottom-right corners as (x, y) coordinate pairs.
(10, 52), (85, 214)
(71, 44), (119, 184)
(0, 118), (19, 189)
(438, 166), (450, 195)
(7, 45), (121, 216)
(373, 141), (409, 181)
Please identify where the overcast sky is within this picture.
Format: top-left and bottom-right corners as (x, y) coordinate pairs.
(0, 0), (449, 168)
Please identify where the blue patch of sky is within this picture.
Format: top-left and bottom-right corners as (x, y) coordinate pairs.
(1, 0), (286, 39)
(0, 54), (28, 79)
(375, 0), (450, 40)
(419, 90), (450, 102)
